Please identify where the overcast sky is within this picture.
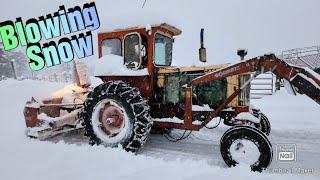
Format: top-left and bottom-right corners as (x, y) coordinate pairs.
(0, 0), (319, 65)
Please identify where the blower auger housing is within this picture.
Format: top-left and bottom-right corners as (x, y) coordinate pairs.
(23, 23), (320, 171)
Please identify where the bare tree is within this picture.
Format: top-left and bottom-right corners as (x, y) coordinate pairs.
(142, 0), (147, 8)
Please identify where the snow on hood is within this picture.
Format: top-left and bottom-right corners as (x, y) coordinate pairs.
(52, 84), (86, 98)
(94, 55), (149, 76)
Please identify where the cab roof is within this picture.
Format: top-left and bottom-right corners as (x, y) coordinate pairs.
(111, 23), (182, 36)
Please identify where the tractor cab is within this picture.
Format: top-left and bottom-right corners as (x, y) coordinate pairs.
(97, 23), (181, 72)
(97, 23), (186, 107)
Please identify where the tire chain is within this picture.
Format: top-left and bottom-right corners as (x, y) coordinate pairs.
(79, 81), (153, 152)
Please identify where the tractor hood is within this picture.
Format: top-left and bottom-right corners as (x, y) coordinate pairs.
(157, 63), (230, 75)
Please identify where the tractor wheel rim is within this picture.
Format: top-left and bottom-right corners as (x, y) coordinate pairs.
(91, 99), (130, 144)
(99, 103), (125, 137)
(229, 138), (260, 165)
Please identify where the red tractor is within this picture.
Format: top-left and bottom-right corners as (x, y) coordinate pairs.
(24, 23), (320, 171)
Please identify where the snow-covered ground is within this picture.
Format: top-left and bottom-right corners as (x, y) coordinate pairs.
(0, 79), (319, 180)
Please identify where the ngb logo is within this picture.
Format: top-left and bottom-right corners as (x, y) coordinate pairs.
(276, 144), (296, 161)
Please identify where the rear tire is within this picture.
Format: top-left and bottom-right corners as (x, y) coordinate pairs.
(220, 125), (273, 172)
(80, 81), (153, 152)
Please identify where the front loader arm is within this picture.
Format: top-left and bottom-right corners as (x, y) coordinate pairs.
(192, 54), (318, 85)
(192, 54), (320, 100)
(190, 54), (320, 127)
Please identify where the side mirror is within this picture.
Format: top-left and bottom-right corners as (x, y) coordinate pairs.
(199, 28), (207, 62)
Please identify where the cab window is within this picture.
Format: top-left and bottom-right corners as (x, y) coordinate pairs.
(124, 34), (141, 69)
(154, 33), (173, 66)
(101, 38), (121, 56)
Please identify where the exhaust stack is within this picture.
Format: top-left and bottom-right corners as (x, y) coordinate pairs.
(199, 28), (207, 62)
(237, 49), (247, 61)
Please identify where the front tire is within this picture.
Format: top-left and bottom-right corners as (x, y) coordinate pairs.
(252, 109), (271, 135)
(81, 81), (153, 152)
(220, 125), (273, 172)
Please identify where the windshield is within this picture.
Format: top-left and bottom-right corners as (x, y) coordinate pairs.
(124, 34), (141, 69)
(154, 33), (173, 66)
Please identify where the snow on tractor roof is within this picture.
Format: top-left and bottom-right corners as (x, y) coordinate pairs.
(110, 23), (182, 36)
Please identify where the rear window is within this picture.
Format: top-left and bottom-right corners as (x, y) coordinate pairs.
(101, 38), (121, 56)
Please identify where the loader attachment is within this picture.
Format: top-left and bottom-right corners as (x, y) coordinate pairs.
(23, 60), (91, 139)
(290, 72), (320, 105)
(24, 97), (84, 139)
